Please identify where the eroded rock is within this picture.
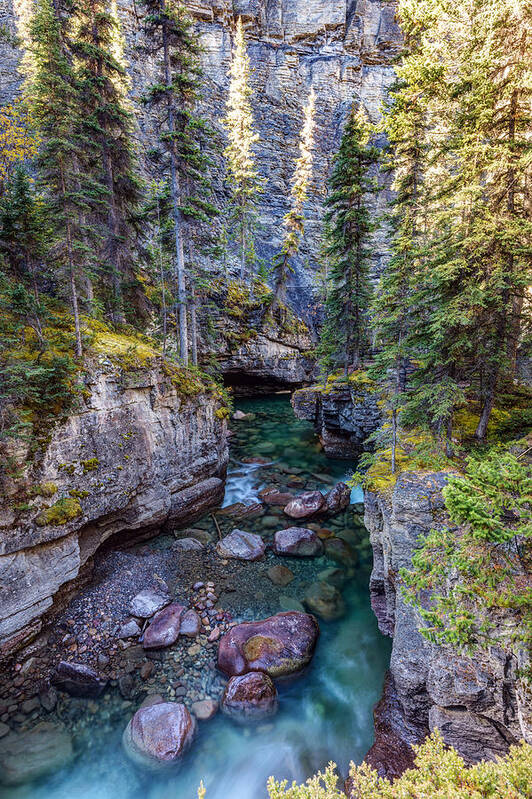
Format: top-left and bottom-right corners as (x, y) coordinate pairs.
(324, 482), (351, 514)
(284, 491), (324, 519)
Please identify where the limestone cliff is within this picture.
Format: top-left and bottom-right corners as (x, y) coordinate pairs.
(0, 364), (228, 657)
(0, 0), (400, 317)
(365, 472), (532, 767)
(292, 378), (383, 456)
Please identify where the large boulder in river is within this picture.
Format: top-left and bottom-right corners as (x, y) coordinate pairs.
(222, 672), (278, 721)
(0, 722), (73, 786)
(273, 527), (323, 557)
(130, 590), (170, 618)
(122, 702), (195, 770)
(284, 491), (324, 519)
(216, 529), (265, 561)
(324, 482), (351, 514)
(142, 603), (185, 650)
(217, 611), (319, 678)
(52, 660), (107, 698)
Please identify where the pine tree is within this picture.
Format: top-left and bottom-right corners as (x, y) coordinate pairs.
(318, 107), (380, 375)
(222, 17), (262, 282)
(73, 0), (142, 323)
(29, 0), (92, 358)
(273, 88), (316, 307)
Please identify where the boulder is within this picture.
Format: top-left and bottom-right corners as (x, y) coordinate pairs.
(0, 722), (73, 786)
(304, 581), (345, 621)
(217, 611), (319, 678)
(284, 491), (324, 519)
(191, 699), (218, 721)
(273, 527), (323, 557)
(122, 702), (195, 770)
(266, 564), (294, 586)
(232, 410), (248, 420)
(260, 489), (294, 507)
(179, 609), (202, 638)
(130, 590), (170, 619)
(324, 482), (351, 514)
(324, 537), (357, 567)
(143, 603), (185, 650)
(52, 661), (107, 698)
(222, 672), (278, 721)
(216, 529), (265, 561)
(119, 619), (141, 639)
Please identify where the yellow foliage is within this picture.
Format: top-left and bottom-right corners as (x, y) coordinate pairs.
(0, 96), (39, 190)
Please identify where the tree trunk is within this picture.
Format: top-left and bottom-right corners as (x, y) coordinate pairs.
(61, 163), (82, 358)
(240, 218), (246, 281)
(156, 198), (167, 357)
(190, 288), (198, 367)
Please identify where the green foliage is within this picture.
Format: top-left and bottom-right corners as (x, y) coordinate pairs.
(402, 444), (531, 658)
(318, 107), (380, 375)
(35, 495), (82, 526)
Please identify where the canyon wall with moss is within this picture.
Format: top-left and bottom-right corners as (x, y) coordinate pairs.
(0, 362), (228, 658)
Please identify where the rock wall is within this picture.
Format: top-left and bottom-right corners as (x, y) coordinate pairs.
(365, 471), (532, 768)
(0, 0), (400, 318)
(292, 382), (383, 456)
(0, 364), (228, 658)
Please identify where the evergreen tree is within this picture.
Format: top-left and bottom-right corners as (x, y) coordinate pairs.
(222, 17), (262, 282)
(73, 0), (142, 323)
(29, 0), (92, 357)
(273, 88), (316, 307)
(318, 107), (380, 374)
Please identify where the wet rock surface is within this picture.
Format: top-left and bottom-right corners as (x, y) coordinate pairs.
(216, 530), (266, 561)
(122, 701), (195, 769)
(142, 604), (186, 650)
(218, 612), (319, 678)
(273, 528), (323, 557)
(284, 492), (325, 519)
(222, 672), (278, 721)
(0, 722), (73, 786)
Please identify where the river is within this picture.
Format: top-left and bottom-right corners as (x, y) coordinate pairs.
(1, 395), (391, 799)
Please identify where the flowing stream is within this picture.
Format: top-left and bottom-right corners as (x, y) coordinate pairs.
(3, 395), (391, 799)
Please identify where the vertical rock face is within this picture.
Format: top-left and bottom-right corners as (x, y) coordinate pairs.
(365, 471), (532, 767)
(292, 383), (383, 457)
(0, 0), (400, 314)
(0, 365), (228, 658)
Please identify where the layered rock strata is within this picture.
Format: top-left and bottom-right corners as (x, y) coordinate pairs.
(292, 383), (383, 457)
(0, 364), (228, 658)
(365, 471), (532, 766)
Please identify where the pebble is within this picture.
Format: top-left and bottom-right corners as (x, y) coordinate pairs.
(187, 644), (201, 657)
(140, 662), (154, 681)
(21, 697), (40, 715)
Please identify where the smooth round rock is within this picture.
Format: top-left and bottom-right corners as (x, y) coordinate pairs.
(217, 611), (319, 678)
(283, 491), (324, 519)
(266, 564), (295, 586)
(179, 609), (202, 638)
(122, 702), (195, 770)
(51, 661), (106, 698)
(222, 673), (278, 722)
(142, 603), (185, 650)
(216, 529), (265, 561)
(191, 699), (218, 720)
(273, 527), (324, 557)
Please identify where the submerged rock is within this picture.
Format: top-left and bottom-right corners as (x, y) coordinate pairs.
(0, 722), (73, 786)
(191, 699), (218, 721)
(304, 582), (345, 621)
(267, 564), (295, 586)
(122, 702), (195, 770)
(284, 491), (324, 519)
(217, 611), (319, 678)
(130, 590), (170, 619)
(142, 603), (185, 650)
(52, 660), (107, 698)
(273, 527), (323, 557)
(216, 529), (265, 561)
(324, 537), (357, 567)
(222, 672), (278, 721)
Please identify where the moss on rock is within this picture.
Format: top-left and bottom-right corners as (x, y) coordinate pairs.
(35, 497), (82, 527)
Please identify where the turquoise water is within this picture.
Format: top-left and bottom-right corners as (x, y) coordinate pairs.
(2, 395), (390, 799)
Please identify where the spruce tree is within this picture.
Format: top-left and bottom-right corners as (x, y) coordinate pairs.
(318, 107), (380, 374)
(29, 0), (92, 358)
(222, 17), (262, 282)
(273, 88), (316, 307)
(74, 0), (142, 323)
